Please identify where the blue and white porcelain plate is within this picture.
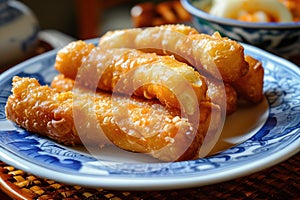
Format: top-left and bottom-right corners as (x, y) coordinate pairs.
(0, 39), (299, 190)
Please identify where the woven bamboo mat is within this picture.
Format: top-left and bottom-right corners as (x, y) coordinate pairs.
(0, 152), (299, 200)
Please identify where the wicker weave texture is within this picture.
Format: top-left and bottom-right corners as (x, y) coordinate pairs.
(0, 153), (299, 200)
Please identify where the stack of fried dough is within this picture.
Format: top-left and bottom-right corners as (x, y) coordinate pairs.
(131, 0), (191, 27)
(5, 25), (264, 162)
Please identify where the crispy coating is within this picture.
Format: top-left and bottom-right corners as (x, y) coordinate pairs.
(54, 40), (95, 79)
(156, 1), (192, 23)
(51, 74), (222, 159)
(5, 76), (81, 145)
(224, 84), (238, 114)
(51, 74), (74, 92)
(232, 55), (264, 103)
(98, 25), (249, 82)
(131, 2), (191, 27)
(206, 78), (238, 115)
(55, 41), (208, 115)
(6, 76), (220, 161)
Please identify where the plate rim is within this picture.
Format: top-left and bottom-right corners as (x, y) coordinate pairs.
(0, 40), (299, 190)
(0, 135), (299, 190)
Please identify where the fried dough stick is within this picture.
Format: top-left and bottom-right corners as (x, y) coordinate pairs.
(204, 54), (264, 114)
(98, 25), (249, 82)
(54, 40), (95, 80)
(232, 55), (264, 103)
(52, 74), (223, 157)
(206, 78), (238, 115)
(52, 74), (231, 120)
(55, 41), (208, 115)
(6, 76), (220, 161)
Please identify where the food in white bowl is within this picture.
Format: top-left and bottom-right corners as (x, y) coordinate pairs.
(207, 0), (297, 22)
(181, 0), (300, 59)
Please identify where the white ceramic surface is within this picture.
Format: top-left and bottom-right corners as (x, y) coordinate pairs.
(181, 0), (300, 58)
(0, 39), (299, 190)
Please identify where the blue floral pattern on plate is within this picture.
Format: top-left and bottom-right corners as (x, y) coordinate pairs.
(0, 40), (299, 189)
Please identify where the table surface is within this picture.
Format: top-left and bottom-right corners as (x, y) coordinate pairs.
(0, 38), (299, 200)
(0, 153), (299, 200)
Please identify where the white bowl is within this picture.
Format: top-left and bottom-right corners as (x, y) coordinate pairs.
(0, 0), (39, 67)
(181, 0), (300, 59)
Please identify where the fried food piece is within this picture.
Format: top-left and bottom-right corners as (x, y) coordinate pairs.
(209, 0), (293, 22)
(55, 41), (208, 115)
(156, 1), (191, 23)
(206, 78), (238, 115)
(205, 55), (263, 112)
(5, 76), (82, 145)
(170, 1), (192, 21)
(224, 84), (238, 114)
(232, 55), (264, 103)
(51, 74), (223, 159)
(54, 40), (95, 79)
(98, 25), (249, 82)
(6, 76), (221, 161)
(51, 74), (74, 92)
(131, 1), (191, 27)
(131, 2), (157, 27)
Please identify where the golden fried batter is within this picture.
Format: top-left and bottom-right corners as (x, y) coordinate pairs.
(55, 41), (208, 115)
(5, 24), (264, 162)
(6, 76), (221, 161)
(98, 25), (249, 82)
(206, 78), (238, 115)
(5, 76), (81, 145)
(51, 74), (75, 93)
(232, 55), (264, 103)
(54, 40), (95, 79)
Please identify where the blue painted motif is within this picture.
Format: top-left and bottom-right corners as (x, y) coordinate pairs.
(0, 41), (299, 180)
(21, 25), (39, 52)
(0, 4), (22, 26)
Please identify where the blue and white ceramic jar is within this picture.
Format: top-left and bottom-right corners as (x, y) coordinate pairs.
(0, 0), (39, 67)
